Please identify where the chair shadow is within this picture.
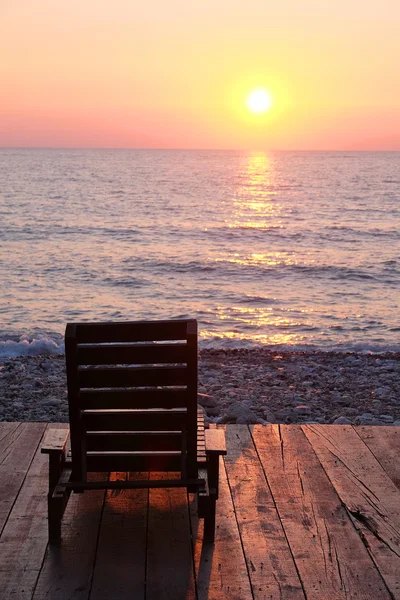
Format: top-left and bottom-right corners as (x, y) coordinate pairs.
(40, 474), (217, 600)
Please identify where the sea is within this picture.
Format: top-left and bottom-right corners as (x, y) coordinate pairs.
(0, 148), (399, 358)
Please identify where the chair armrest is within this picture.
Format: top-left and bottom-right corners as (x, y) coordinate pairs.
(41, 428), (70, 455)
(205, 429), (227, 456)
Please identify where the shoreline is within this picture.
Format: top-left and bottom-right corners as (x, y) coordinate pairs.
(0, 349), (399, 425)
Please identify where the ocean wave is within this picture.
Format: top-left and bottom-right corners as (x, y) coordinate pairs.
(238, 295), (279, 304)
(323, 225), (399, 240)
(103, 275), (149, 288)
(121, 256), (399, 284)
(125, 258), (219, 274)
(199, 337), (400, 354)
(0, 331), (399, 360)
(0, 335), (64, 360)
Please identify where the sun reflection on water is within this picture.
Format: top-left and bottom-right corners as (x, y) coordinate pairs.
(201, 303), (316, 346)
(214, 251), (298, 267)
(205, 151), (318, 346)
(229, 151), (284, 230)
(201, 329), (305, 346)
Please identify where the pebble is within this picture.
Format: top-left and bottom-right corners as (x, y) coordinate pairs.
(0, 350), (399, 426)
(217, 401), (260, 425)
(333, 416), (352, 425)
(294, 405), (311, 415)
(380, 414), (394, 423)
(198, 394), (218, 408)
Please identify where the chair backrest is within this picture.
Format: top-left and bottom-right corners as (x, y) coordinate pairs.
(65, 319), (198, 482)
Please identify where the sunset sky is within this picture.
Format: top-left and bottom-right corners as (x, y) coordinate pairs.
(1, 0), (400, 150)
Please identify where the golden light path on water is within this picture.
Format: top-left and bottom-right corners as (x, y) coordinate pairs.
(201, 306), (315, 346)
(202, 151), (316, 346)
(229, 152), (282, 231)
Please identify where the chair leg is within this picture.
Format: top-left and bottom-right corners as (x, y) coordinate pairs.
(48, 494), (63, 543)
(202, 453), (221, 542)
(203, 496), (216, 543)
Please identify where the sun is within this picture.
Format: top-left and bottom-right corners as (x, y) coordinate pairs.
(247, 89), (273, 114)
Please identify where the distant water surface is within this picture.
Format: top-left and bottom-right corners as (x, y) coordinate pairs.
(0, 148), (399, 357)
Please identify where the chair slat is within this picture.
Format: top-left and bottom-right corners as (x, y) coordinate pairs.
(86, 452), (182, 472)
(86, 431), (182, 452)
(75, 320), (190, 343)
(82, 408), (187, 431)
(77, 343), (188, 366)
(79, 388), (188, 410)
(79, 365), (187, 388)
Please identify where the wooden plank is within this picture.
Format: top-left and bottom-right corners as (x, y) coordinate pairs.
(32, 472), (107, 600)
(0, 424), (63, 599)
(192, 459), (253, 600)
(0, 422), (20, 448)
(252, 425), (391, 600)
(89, 472), (148, 600)
(86, 431), (182, 452)
(79, 365), (188, 388)
(303, 424), (400, 599)
(80, 387), (188, 409)
(82, 408), (187, 431)
(65, 478), (204, 491)
(75, 319), (191, 343)
(146, 472), (196, 600)
(224, 425), (305, 599)
(0, 422), (47, 535)
(86, 452), (182, 472)
(356, 426), (400, 490)
(77, 342), (188, 365)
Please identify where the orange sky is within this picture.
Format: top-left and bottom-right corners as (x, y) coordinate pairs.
(1, 0), (400, 150)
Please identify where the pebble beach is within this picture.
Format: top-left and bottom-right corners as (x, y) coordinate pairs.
(1, 349), (399, 426)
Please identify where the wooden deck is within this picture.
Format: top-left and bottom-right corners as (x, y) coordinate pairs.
(1, 423), (400, 599)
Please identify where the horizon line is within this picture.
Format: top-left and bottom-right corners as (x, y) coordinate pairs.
(1, 146), (400, 153)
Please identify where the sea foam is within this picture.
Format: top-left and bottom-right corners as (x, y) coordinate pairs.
(0, 336), (64, 360)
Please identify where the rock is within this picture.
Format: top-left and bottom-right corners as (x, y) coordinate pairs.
(206, 406), (221, 417)
(333, 416), (352, 425)
(361, 412), (374, 419)
(379, 414), (394, 423)
(198, 394), (217, 408)
(337, 395), (351, 406)
(294, 405), (311, 415)
(42, 398), (62, 407)
(353, 414), (383, 425)
(218, 401), (259, 424)
(275, 408), (294, 420)
(263, 410), (276, 422)
(344, 407), (359, 416)
(393, 420), (400, 427)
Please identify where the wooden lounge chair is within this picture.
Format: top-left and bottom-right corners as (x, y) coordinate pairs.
(41, 319), (226, 543)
